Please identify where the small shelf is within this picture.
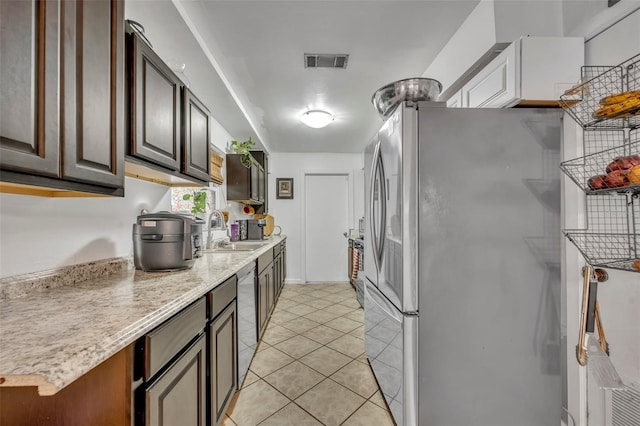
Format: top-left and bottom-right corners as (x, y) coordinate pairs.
(563, 231), (639, 273)
(559, 54), (640, 129)
(560, 134), (640, 194)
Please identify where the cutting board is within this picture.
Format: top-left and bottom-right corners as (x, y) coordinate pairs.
(254, 214), (274, 236)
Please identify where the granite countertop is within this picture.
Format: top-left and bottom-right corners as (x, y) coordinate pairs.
(0, 236), (285, 396)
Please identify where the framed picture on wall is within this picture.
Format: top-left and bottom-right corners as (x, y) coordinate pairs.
(276, 178), (294, 199)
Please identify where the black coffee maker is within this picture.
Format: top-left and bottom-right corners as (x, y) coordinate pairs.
(246, 219), (266, 240)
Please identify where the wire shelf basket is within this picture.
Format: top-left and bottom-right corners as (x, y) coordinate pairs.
(564, 192), (639, 272)
(563, 231), (639, 272)
(560, 129), (640, 194)
(559, 54), (640, 129)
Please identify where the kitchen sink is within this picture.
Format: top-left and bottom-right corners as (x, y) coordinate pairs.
(202, 242), (267, 253)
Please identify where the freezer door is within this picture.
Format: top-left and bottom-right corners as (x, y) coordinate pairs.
(364, 134), (379, 286)
(364, 279), (418, 426)
(416, 107), (562, 425)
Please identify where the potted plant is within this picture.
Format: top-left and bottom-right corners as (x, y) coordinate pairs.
(182, 189), (208, 215)
(230, 137), (255, 168)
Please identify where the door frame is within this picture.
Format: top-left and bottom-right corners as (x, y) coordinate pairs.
(301, 169), (354, 283)
(562, 119), (588, 426)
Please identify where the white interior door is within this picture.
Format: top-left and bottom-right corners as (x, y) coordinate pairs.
(305, 173), (350, 282)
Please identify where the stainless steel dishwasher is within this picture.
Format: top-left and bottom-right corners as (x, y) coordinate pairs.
(236, 262), (257, 385)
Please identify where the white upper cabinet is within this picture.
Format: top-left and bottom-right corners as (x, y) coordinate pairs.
(459, 36), (584, 108)
(446, 89), (463, 108)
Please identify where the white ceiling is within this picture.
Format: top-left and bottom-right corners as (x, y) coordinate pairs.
(129, 1), (480, 154)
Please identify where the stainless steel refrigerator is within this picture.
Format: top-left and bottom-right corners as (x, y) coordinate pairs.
(363, 102), (562, 426)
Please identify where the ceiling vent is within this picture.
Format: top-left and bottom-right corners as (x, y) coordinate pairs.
(304, 54), (349, 69)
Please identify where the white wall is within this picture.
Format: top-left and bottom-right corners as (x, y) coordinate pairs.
(269, 153), (364, 283)
(0, 114), (241, 278)
(562, 0), (640, 39)
(583, 5), (640, 388)
(424, 0), (563, 98)
(563, 8), (640, 425)
(584, 8), (640, 65)
(125, 0), (266, 152)
(0, 178), (170, 278)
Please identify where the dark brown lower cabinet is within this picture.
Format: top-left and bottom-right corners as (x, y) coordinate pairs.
(139, 298), (207, 426)
(282, 241), (287, 283)
(209, 301), (237, 426)
(0, 261), (294, 425)
(0, 346), (133, 426)
(146, 335), (207, 426)
(257, 266), (269, 337)
(273, 255), (280, 300)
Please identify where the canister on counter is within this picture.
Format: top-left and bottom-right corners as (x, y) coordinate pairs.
(230, 223), (240, 242)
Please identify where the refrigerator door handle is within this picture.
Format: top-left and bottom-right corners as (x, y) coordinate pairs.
(369, 141), (381, 273)
(378, 153), (387, 268)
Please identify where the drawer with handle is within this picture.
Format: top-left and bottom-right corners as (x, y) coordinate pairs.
(141, 297), (206, 380)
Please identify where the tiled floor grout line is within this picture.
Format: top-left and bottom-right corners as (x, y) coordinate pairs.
(227, 283), (394, 426)
(247, 348), (367, 424)
(254, 381), (329, 426)
(266, 329), (363, 370)
(249, 333), (362, 390)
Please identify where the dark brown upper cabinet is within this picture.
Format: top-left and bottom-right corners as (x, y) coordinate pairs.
(62, 0), (124, 189)
(226, 154), (264, 205)
(0, 0), (124, 196)
(125, 26), (211, 186)
(182, 89), (211, 183)
(250, 151), (268, 213)
(127, 29), (182, 172)
(0, 0), (60, 177)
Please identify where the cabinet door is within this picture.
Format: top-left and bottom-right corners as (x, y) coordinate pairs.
(62, 0), (124, 188)
(277, 255), (283, 293)
(0, 0), (60, 177)
(250, 161), (259, 202)
(258, 269), (268, 336)
(280, 251), (285, 290)
(461, 41), (519, 108)
(282, 244), (287, 283)
(267, 268), (274, 315)
(129, 32), (182, 171)
(446, 89), (463, 108)
(257, 164), (265, 203)
(226, 154), (251, 202)
(183, 89), (211, 182)
(262, 155), (269, 212)
(146, 334), (206, 426)
(210, 301), (237, 426)
(274, 258), (279, 296)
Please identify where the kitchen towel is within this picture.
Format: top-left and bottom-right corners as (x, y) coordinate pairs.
(351, 248), (360, 280)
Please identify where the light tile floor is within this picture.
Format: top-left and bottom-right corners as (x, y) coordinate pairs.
(225, 283), (395, 426)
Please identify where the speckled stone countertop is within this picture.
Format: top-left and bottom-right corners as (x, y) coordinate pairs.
(0, 236), (285, 396)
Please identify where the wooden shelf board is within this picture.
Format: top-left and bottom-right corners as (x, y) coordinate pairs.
(124, 160), (206, 187)
(0, 182), (109, 198)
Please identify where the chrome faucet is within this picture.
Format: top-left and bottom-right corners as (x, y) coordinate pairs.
(206, 210), (227, 249)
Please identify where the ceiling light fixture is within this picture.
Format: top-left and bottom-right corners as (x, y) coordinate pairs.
(300, 110), (334, 128)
